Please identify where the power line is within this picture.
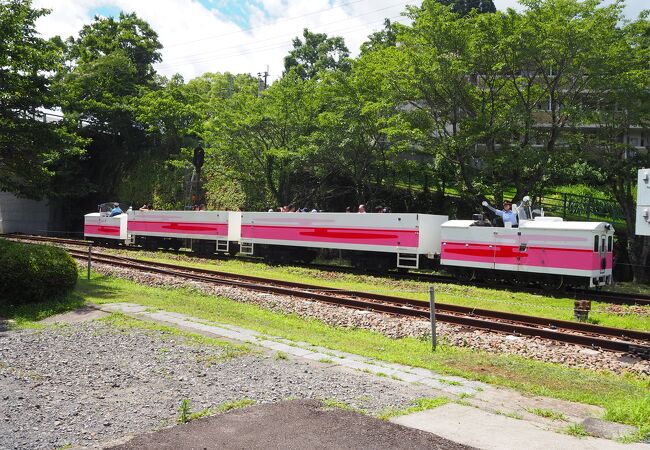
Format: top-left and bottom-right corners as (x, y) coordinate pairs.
(155, 14), (402, 71)
(164, 0), (388, 49)
(159, 2), (408, 65)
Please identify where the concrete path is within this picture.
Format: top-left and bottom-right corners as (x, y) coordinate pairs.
(97, 302), (649, 450)
(392, 403), (648, 450)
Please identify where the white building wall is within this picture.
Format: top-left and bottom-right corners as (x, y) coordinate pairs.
(0, 192), (50, 234)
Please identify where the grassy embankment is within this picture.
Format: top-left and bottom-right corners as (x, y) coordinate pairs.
(1, 271), (647, 438)
(104, 249), (650, 332)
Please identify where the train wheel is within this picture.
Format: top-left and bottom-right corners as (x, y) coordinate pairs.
(541, 275), (564, 293)
(455, 268), (476, 284)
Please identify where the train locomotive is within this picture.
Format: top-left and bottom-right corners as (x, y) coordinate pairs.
(84, 199), (614, 288)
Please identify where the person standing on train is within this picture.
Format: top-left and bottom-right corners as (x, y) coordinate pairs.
(482, 200), (518, 227)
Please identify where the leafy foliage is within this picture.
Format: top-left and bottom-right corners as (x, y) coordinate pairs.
(284, 28), (350, 79)
(0, 239), (78, 305)
(0, 0), (84, 198)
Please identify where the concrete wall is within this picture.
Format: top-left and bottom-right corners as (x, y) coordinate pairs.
(0, 192), (50, 234)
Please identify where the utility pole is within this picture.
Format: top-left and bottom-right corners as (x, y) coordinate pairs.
(257, 66), (269, 93)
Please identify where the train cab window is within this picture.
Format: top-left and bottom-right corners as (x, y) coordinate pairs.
(593, 235), (599, 252)
(607, 236), (613, 252)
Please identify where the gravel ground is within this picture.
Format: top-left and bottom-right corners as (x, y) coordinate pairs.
(0, 321), (439, 450)
(88, 262), (650, 377)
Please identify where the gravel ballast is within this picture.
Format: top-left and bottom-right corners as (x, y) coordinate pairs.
(87, 262), (650, 377)
(0, 320), (439, 450)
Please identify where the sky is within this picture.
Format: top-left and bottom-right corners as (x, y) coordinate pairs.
(32, 0), (647, 83)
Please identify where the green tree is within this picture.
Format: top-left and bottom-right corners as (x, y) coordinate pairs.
(0, 0), (83, 198)
(582, 12), (650, 283)
(57, 12), (164, 198)
(202, 70), (319, 208)
(437, 0), (496, 15)
(360, 19), (398, 55)
(284, 29), (350, 79)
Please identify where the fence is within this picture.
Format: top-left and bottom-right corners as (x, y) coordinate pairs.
(539, 192), (626, 225)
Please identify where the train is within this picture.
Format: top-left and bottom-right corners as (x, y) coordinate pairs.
(84, 200), (614, 289)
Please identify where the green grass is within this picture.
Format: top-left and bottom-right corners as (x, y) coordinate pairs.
(565, 423), (590, 438)
(527, 408), (568, 421)
(177, 398), (255, 424)
(321, 398), (357, 412)
(66, 273), (650, 437)
(101, 249), (650, 332)
(0, 294), (85, 328)
(377, 397), (449, 421)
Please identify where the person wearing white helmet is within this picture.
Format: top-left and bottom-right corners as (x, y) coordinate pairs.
(482, 199), (518, 227)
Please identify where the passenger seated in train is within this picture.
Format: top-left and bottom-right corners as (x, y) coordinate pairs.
(470, 213), (492, 227)
(481, 199), (517, 227)
(109, 203), (123, 217)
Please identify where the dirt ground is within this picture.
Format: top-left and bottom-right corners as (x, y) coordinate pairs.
(108, 399), (475, 450)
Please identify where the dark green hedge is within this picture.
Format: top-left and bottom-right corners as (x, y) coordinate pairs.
(0, 239), (78, 304)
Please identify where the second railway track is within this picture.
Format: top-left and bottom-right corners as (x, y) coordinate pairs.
(66, 248), (650, 359)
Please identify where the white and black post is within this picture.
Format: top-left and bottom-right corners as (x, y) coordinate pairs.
(87, 243), (93, 280)
(429, 285), (437, 351)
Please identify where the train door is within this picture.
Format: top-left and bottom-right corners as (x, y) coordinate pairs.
(493, 228), (518, 271)
(598, 234), (607, 274)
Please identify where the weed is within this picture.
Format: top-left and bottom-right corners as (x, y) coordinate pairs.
(527, 408), (568, 421)
(214, 399), (256, 413)
(439, 378), (462, 386)
(177, 399), (191, 424)
(391, 374), (403, 381)
(275, 351), (288, 360)
(321, 398), (355, 411)
(377, 397), (448, 421)
(564, 423), (590, 438)
(319, 358), (333, 364)
(495, 410), (524, 420)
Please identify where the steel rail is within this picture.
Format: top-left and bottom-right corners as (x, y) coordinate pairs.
(5, 233), (649, 307)
(67, 249), (650, 358)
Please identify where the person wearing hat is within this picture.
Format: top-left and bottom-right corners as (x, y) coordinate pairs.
(481, 199), (518, 227)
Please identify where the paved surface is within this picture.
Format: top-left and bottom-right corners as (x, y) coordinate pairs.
(108, 399), (474, 450)
(100, 303), (483, 396)
(392, 403), (649, 450)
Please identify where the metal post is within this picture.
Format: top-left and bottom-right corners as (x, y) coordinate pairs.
(429, 285), (437, 351)
(87, 243), (93, 280)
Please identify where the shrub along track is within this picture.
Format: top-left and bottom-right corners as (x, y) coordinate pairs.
(3, 233), (650, 307)
(62, 249), (650, 360)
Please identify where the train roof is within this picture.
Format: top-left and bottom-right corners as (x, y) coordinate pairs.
(442, 218), (613, 232)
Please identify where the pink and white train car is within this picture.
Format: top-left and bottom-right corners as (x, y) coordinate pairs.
(439, 218), (614, 287)
(83, 212), (128, 242)
(125, 210), (235, 252)
(239, 212), (448, 269)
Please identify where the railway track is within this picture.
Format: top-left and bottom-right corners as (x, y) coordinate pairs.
(4, 233), (650, 307)
(62, 248), (650, 359)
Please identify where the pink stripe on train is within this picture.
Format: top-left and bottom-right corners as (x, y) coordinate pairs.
(241, 225), (419, 248)
(128, 220), (228, 236)
(441, 242), (611, 271)
(84, 225), (120, 237)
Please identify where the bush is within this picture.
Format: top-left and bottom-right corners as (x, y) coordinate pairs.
(0, 239), (78, 305)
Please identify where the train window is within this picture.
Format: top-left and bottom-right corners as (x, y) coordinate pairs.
(607, 236), (613, 252)
(593, 236), (599, 252)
